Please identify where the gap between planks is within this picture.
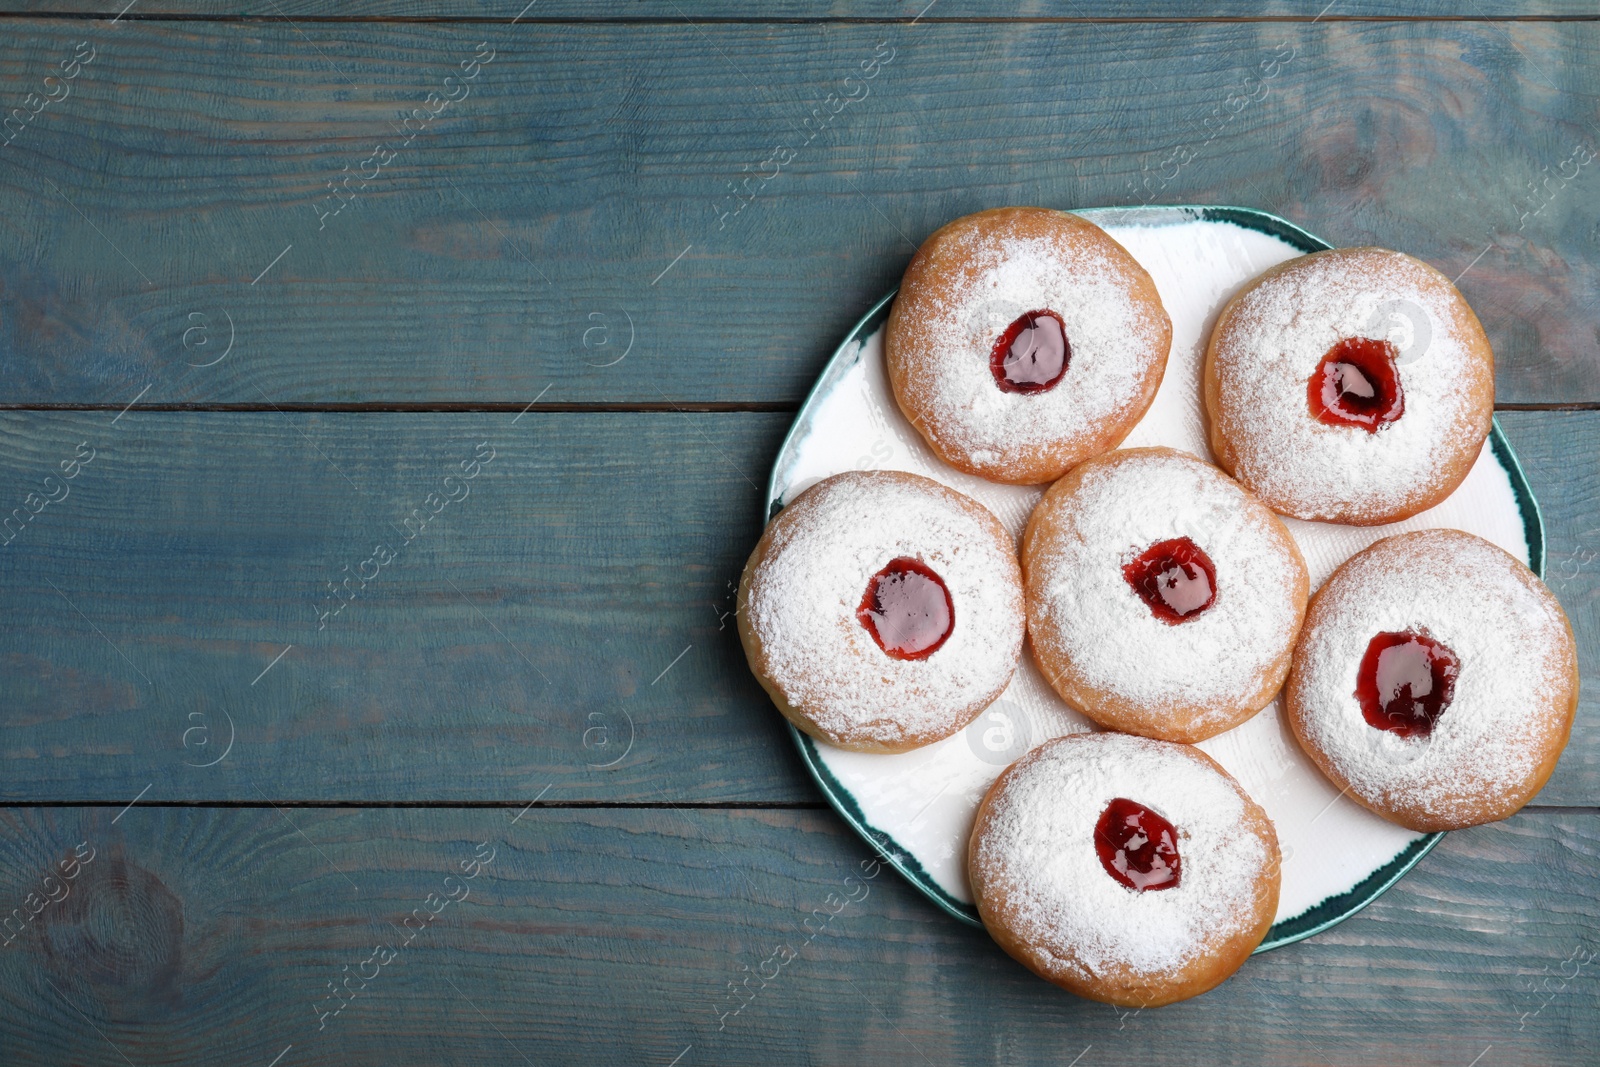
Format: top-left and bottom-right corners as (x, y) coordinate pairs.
(0, 402), (800, 414)
(0, 13), (1598, 23)
(0, 402), (1594, 414)
(0, 800), (1592, 812)
(0, 800), (835, 810)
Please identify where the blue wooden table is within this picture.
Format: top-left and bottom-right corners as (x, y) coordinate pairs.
(0, 4), (1596, 1064)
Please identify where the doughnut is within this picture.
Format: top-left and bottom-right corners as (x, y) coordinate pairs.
(1204, 246), (1494, 525)
(1021, 447), (1309, 743)
(885, 207), (1172, 485)
(1285, 529), (1578, 832)
(738, 470), (1025, 752)
(969, 733), (1280, 1007)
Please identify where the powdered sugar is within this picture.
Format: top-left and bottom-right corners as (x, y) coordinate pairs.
(1026, 449), (1302, 730)
(1209, 249), (1489, 521)
(773, 211), (1531, 928)
(1290, 529), (1571, 822)
(745, 471), (1025, 747)
(974, 733), (1272, 979)
(898, 218), (1167, 475)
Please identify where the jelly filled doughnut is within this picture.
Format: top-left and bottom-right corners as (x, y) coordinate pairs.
(968, 732), (1281, 1007)
(1021, 447), (1309, 743)
(1285, 529), (1578, 832)
(886, 207), (1172, 485)
(1204, 246), (1494, 525)
(738, 470), (1025, 752)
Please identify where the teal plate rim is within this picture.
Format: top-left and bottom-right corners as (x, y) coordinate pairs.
(765, 205), (1546, 951)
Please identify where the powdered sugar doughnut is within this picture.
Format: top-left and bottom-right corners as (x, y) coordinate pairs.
(1204, 247), (1494, 525)
(738, 470), (1025, 752)
(886, 207), (1172, 485)
(969, 733), (1280, 1007)
(1285, 529), (1578, 832)
(1021, 448), (1309, 743)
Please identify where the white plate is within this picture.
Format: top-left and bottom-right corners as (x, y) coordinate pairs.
(765, 206), (1544, 948)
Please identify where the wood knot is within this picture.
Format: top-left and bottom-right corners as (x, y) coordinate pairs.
(38, 856), (184, 996)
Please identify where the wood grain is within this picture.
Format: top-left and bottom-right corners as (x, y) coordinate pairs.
(0, 410), (807, 803)
(0, 19), (1595, 405)
(0, 408), (1590, 805)
(0, 13), (1593, 1063)
(1500, 411), (1600, 808)
(0, 805), (1593, 1066)
(7, 3), (1600, 19)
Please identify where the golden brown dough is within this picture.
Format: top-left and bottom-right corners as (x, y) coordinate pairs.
(1285, 529), (1578, 831)
(739, 470), (1025, 752)
(969, 733), (1280, 1007)
(1021, 447), (1308, 743)
(1204, 247), (1494, 525)
(887, 207), (1171, 485)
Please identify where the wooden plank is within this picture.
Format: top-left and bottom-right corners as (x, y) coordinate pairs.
(7, 3), (1600, 19)
(0, 805), (1593, 1065)
(0, 409), (1594, 805)
(0, 410), (808, 803)
(1500, 412), (1600, 809)
(0, 19), (1595, 405)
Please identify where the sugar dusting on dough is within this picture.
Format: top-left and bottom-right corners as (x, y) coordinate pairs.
(974, 734), (1271, 979)
(779, 217), (1527, 919)
(746, 471), (1025, 746)
(904, 220), (1167, 473)
(1290, 529), (1571, 822)
(1210, 249), (1485, 521)
(1027, 449), (1302, 728)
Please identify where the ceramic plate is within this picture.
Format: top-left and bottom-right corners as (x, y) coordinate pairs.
(764, 206), (1544, 949)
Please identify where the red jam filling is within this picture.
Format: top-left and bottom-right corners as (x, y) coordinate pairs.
(1095, 798), (1181, 892)
(857, 557), (954, 660)
(1308, 337), (1404, 432)
(1122, 537), (1217, 624)
(1356, 630), (1459, 738)
(990, 310), (1069, 393)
